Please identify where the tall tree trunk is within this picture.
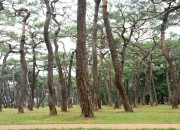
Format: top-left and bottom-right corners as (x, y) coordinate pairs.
(28, 42), (37, 111)
(148, 62), (154, 106)
(114, 88), (120, 109)
(18, 31), (28, 113)
(102, 0), (133, 112)
(76, 0), (94, 117)
(12, 4), (30, 113)
(142, 70), (148, 105)
(12, 66), (18, 108)
(132, 62), (141, 107)
(27, 73), (33, 111)
(67, 50), (75, 109)
(92, 0), (100, 111)
(149, 55), (158, 105)
(52, 14), (67, 112)
(44, 0), (57, 115)
(104, 76), (112, 107)
(165, 62), (172, 104)
(134, 65), (141, 107)
(160, 5), (180, 108)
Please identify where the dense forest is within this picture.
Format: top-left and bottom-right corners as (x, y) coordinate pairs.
(0, 0), (180, 117)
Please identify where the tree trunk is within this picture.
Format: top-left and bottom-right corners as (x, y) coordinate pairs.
(27, 81), (32, 111)
(28, 45), (36, 111)
(37, 88), (46, 108)
(102, 0), (133, 112)
(67, 51), (75, 109)
(160, 5), (180, 108)
(76, 0), (94, 117)
(12, 66), (18, 108)
(17, 9), (30, 113)
(165, 62), (172, 104)
(134, 66), (141, 107)
(114, 89), (120, 109)
(132, 62), (141, 107)
(53, 19), (67, 112)
(104, 76), (112, 107)
(18, 34), (28, 113)
(148, 63), (154, 106)
(142, 70), (148, 105)
(92, 0), (100, 111)
(0, 45), (12, 112)
(149, 55), (158, 105)
(44, 0), (57, 115)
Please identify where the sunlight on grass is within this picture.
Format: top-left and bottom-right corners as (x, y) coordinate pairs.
(0, 105), (179, 125)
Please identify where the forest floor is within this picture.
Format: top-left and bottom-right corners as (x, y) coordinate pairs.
(1, 105), (180, 129)
(0, 124), (180, 130)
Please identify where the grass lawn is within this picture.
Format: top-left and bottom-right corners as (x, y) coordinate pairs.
(0, 105), (179, 125)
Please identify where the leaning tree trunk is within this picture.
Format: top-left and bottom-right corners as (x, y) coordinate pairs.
(102, 0), (133, 112)
(76, 0), (94, 117)
(44, 0), (57, 115)
(92, 0), (100, 111)
(52, 9), (67, 112)
(160, 5), (180, 108)
(54, 31), (67, 112)
(14, 7), (30, 113)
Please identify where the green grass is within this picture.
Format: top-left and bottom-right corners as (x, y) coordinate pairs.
(0, 105), (179, 125)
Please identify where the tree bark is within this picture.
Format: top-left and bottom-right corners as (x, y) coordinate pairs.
(28, 36), (37, 111)
(52, 14), (67, 112)
(142, 70), (148, 105)
(0, 45), (12, 112)
(67, 50), (75, 109)
(92, 0), (100, 111)
(16, 8), (30, 113)
(149, 55), (158, 105)
(160, 5), (180, 108)
(76, 0), (94, 117)
(165, 62), (172, 104)
(104, 76), (112, 107)
(102, 0), (133, 112)
(133, 64), (141, 107)
(44, 0), (57, 115)
(12, 66), (18, 108)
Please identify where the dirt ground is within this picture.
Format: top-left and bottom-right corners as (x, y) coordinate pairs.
(0, 124), (180, 130)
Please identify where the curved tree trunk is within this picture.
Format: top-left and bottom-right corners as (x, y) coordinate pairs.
(52, 9), (67, 112)
(92, 0), (100, 111)
(15, 7), (30, 113)
(102, 0), (133, 112)
(76, 0), (94, 117)
(160, 5), (180, 108)
(44, 0), (57, 115)
(54, 33), (67, 112)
